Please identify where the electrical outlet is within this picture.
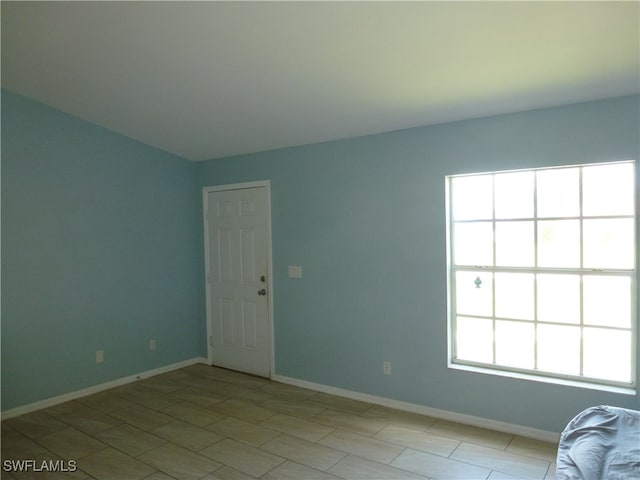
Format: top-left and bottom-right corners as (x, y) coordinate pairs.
(288, 265), (302, 278)
(149, 339), (156, 351)
(383, 361), (391, 375)
(96, 350), (104, 363)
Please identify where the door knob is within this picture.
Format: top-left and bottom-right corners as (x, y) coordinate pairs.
(258, 289), (267, 296)
(260, 275), (266, 283)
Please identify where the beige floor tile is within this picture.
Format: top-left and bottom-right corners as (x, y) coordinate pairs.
(392, 448), (492, 480)
(203, 385), (252, 404)
(312, 410), (387, 437)
(212, 383), (271, 401)
(138, 443), (221, 480)
(231, 388), (274, 404)
(121, 385), (182, 410)
(361, 405), (437, 431)
(95, 423), (166, 456)
(77, 447), (155, 480)
(428, 419), (513, 449)
(214, 369), (271, 388)
(56, 406), (122, 434)
(258, 397), (326, 419)
(74, 391), (119, 406)
(207, 416), (281, 447)
(11, 469), (92, 479)
(1, 421), (16, 435)
(327, 454), (428, 479)
(37, 427), (108, 459)
(262, 460), (340, 479)
(374, 424), (460, 457)
(200, 438), (285, 477)
(77, 393), (138, 414)
(107, 383), (142, 397)
(170, 387), (227, 407)
(258, 413), (334, 442)
(200, 465), (258, 479)
(177, 363), (213, 375)
(258, 382), (318, 401)
(507, 436), (558, 462)
(44, 400), (86, 417)
(451, 442), (550, 479)
(199, 381), (257, 398)
(174, 374), (224, 390)
(261, 434), (346, 471)
(6, 411), (68, 439)
(211, 399), (276, 424)
(319, 429), (404, 464)
(161, 367), (196, 381)
(1, 426), (49, 459)
(200, 368), (269, 390)
(152, 420), (224, 451)
(545, 462), (557, 479)
(137, 376), (185, 393)
(306, 393), (372, 415)
(110, 404), (174, 431)
(141, 473), (177, 480)
(488, 470), (528, 479)
(162, 401), (225, 427)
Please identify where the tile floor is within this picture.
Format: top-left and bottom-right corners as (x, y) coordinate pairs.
(1, 364), (558, 479)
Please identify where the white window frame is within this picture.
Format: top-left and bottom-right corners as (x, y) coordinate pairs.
(446, 161), (637, 390)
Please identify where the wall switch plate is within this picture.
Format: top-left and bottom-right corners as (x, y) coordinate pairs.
(383, 361), (391, 375)
(149, 339), (156, 351)
(288, 265), (302, 278)
(96, 350), (104, 363)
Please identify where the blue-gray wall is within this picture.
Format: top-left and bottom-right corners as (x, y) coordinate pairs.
(1, 90), (204, 410)
(3, 89), (639, 433)
(197, 95), (640, 432)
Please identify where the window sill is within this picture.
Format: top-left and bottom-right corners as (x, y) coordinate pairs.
(449, 362), (637, 396)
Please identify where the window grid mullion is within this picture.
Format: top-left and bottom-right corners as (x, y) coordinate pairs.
(455, 265), (634, 276)
(579, 166), (585, 378)
(491, 174), (497, 365)
(451, 308), (632, 332)
(533, 171), (539, 371)
(448, 177), (458, 363)
(453, 214), (633, 223)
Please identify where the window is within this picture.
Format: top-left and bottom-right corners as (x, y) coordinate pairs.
(447, 161), (636, 388)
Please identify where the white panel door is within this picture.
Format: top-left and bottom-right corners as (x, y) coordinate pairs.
(204, 185), (271, 377)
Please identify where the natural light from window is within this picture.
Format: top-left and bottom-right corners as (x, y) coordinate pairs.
(447, 161), (636, 387)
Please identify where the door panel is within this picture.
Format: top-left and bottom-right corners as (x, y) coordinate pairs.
(205, 186), (271, 377)
(242, 300), (257, 348)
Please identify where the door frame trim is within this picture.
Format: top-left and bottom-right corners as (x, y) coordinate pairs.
(202, 180), (274, 378)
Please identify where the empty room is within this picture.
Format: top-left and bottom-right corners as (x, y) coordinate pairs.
(1, 2), (639, 479)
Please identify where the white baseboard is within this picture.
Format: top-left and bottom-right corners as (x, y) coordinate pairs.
(1, 357), (208, 420)
(272, 374), (560, 443)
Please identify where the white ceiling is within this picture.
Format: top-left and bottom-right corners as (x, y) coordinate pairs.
(2, 1), (639, 162)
